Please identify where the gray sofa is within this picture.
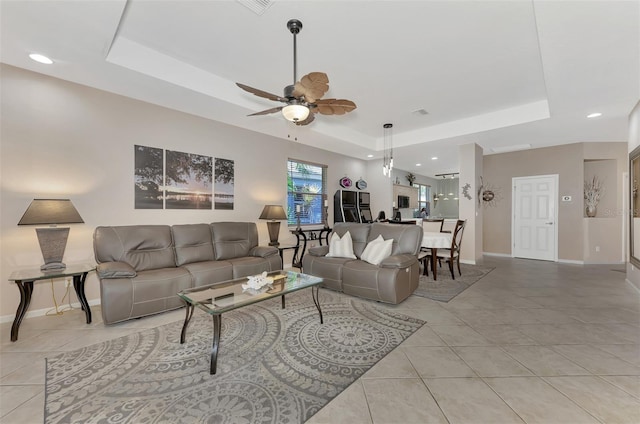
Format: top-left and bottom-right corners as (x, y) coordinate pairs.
(93, 222), (281, 324)
(302, 222), (423, 304)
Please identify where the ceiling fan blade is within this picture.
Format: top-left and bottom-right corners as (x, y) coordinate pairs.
(294, 112), (316, 126)
(314, 99), (357, 115)
(236, 83), (287, 102)
(292, 72), (329, 103)
(248, 106), (283, 116)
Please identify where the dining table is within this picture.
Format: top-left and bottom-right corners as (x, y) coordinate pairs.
(421, 231), (453, 280)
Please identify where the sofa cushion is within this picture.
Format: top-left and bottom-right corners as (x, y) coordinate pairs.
(172, 224), (215, 266)
(327, 231), (357, 259)
(181, 260), (233, 287)
(332, 223), (371, 258)
(361, 235), (393, 265)
(211, 222), (258, 260)
(94, 225), (176, 271)
(369, 223), (423, 256)
(302, 255), (354, 291)
(227, 256), (278, 279)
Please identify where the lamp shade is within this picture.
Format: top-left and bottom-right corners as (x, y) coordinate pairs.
(18, 199), (84, 225)
(282, 104), (310, 122)
(259, 205), (287, 220)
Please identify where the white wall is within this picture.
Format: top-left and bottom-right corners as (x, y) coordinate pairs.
(0, 65), (369, 319)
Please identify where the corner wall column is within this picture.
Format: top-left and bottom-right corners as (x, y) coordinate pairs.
(458, 143), (483, 264)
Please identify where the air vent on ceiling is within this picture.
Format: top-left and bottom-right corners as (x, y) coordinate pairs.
(237, 0), (273, 15)
(412, 108), (429, 116)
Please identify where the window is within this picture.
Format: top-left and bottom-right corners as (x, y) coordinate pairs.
(287, 159), (327, 226)
(414, 183), (431, 215)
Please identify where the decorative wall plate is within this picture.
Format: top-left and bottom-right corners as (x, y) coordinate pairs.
(356, 178), (367, 190)
(339, 176), (352, 188)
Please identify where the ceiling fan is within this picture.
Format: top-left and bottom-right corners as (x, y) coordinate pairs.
(236, 19), (356, 126)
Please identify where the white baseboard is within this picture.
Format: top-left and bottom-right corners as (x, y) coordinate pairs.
(558, 259), (584, 265)
(0, 298), (101, 324)
(460, 259), (476, 265)
(483, 252), (512, 258)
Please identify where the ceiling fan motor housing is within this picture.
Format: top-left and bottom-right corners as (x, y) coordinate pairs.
(287, 19), (302, 34)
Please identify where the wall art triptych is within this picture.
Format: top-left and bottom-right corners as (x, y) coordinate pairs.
(134, 145), (234, 210)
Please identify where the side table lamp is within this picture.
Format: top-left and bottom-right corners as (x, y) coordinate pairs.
(18, 199), (84, 271)
(259, 204), (287, 246)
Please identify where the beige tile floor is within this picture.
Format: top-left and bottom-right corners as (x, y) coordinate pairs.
(1, 257), (639, 423)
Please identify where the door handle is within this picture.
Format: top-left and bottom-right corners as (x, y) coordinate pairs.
(545, 222), (554, 225)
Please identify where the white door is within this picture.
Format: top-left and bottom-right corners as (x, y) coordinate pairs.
(512, 175), (558, 261)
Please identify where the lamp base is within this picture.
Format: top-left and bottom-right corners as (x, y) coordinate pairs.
(266, 221), (281, 247)
(41, 262), (66, 271)
(35, 227), (69, 271)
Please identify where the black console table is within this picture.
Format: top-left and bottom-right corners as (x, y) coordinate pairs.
(8, 263), (95, 341)
(289, 227), (332, 268)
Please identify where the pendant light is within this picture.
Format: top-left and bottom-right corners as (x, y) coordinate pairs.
(382, 123), (393, 177)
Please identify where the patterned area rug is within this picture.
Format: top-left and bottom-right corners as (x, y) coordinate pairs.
(45, 290), (424, 423)
(413, 263), (495, 302)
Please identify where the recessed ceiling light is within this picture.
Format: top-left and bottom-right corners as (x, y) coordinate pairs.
(367, 154), (374, 158)
(587, 112), (602, 118)
(431, 157), (438, 160)
(29, 53), (53, 64)
(416, 163), (421, 167)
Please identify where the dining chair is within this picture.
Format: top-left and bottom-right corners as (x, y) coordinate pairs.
(435, 219), (466, 279)
(418, 248), (431, 276)
(422, 218), (444, 233)
(440, 220), (456, 233)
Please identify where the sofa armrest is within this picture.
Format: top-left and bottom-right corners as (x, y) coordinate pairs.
(308, 245), (329, 257)
(379, 254), (417, 269)
(250, 246), (279, 258)
(96, 262), (137, 279)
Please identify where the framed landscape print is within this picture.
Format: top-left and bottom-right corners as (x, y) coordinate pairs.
(134, 145), (164, 209)
(165, 150), (213, 209)
(214, 158), (234, 210)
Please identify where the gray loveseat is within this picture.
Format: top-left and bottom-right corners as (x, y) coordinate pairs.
(302, 222), (423, 304)
(93, 222), (281, 324)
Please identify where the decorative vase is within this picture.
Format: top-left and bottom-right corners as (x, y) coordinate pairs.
(586, 205), (597, 217)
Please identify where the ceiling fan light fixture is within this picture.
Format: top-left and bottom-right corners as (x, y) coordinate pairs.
(282, 104), (310, 122)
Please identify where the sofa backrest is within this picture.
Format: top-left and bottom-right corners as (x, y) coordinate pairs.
(210, 222), (258, 260)
(94, 225), (176, 271)
(172, 223), (215, 266)
(333, 223), (371, 258)
(369, 222), (423, 256)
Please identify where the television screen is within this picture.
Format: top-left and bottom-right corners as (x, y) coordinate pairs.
(344, 208), (359, 222)
(341, 190), (357, 205)
(398, 195), (410, 208)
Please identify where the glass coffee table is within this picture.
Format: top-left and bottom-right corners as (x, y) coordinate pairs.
(177, 270), (323, 374)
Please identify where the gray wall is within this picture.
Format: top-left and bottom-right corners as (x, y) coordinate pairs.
(0, 64), (368, 318)
(483, 142), (627, 262)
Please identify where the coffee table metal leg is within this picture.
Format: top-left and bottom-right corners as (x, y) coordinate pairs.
(281, 295), (285, 309)
(211, 314), (222, 375)
(180, 303), (195, 344)
(312, 286), (323, 324)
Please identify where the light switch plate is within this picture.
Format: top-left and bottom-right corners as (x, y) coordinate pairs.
(562, 195), (572, 201)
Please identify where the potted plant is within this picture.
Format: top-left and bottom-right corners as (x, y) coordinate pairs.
(584, 176), (604, 217)
(406, 172), (416, 185)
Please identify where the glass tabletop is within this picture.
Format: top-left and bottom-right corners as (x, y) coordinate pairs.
(8, 263), (96, 282)
(178, 270), (323, 315)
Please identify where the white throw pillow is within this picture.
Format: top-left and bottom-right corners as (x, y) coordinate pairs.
(361, 235), (394, 265)
(326, 231), (357, 259)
